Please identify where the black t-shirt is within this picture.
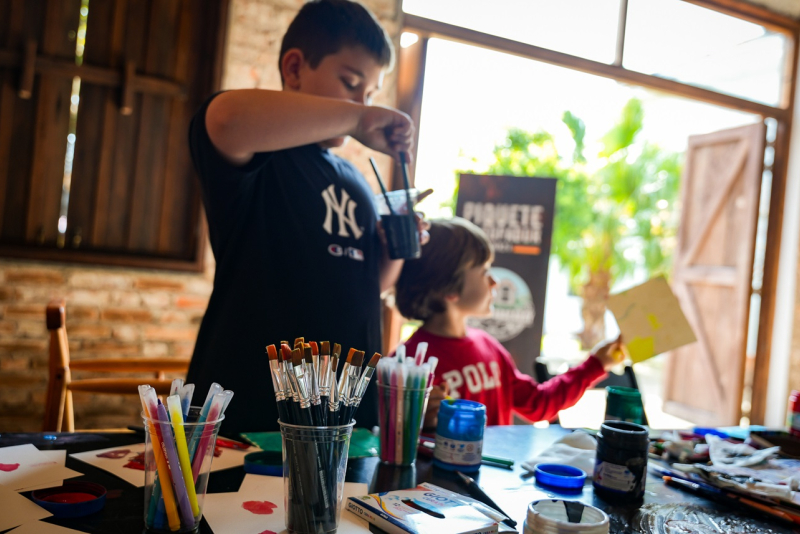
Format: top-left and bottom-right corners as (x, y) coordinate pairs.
(187, 94), (382, 435)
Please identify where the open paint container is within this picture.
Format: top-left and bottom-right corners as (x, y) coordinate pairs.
(31, 481), (107, 518)
(523, 499), (609, 534)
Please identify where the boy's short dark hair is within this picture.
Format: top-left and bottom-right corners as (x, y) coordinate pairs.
(279, 0), (394, 80)
(396, 218), (494, 321)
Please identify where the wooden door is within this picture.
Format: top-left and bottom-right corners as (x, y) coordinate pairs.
(663, 122), (765, 426)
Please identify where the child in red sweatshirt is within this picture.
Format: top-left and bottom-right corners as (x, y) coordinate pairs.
(395, 217), (622, 427)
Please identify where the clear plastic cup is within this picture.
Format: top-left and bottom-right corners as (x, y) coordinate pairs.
(143, 407), (223, 533)
(377, 383), (432, 466)
(279, 420), (355, 534)
(375, 189), (421, 260)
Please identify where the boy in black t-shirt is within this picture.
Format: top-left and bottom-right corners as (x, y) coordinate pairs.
(186, 0), (423, 435)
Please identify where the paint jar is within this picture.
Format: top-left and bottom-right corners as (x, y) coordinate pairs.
(593, 421), (649, 503)
(523, 500), (609, 534)
(788, 390), (800, 438)
(603, 386), (645, 425)
(280, 420), (354, 534)
(433, 399), (486, 473)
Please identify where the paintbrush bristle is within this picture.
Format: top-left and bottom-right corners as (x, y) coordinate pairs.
(333, 343), (341, 357)
(367, 352), (381, 368)
(346, 348), (357, 364)
(294, 337), (304, 346)
(266, 344), (278, 360)
(303, 344), (313, 363)
(321, 341), (330, 355)
(352, 350), (365, 367)
(280, 340), (288, 346)
(291, 348), (303, 367)
(309, 341), (319, 355)
(281, 344), (293, 361)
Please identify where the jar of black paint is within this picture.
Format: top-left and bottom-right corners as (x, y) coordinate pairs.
(592, 420), (649, 503)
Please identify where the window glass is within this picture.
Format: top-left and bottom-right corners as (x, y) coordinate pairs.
(402, 0), (622, 64)
(624, 0), (789, 106)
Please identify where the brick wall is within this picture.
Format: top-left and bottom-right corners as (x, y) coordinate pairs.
(0, 0), (403, 432)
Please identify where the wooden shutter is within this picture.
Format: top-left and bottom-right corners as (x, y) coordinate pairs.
(663, 122), (766, 426)
(0, 0), (228, 270)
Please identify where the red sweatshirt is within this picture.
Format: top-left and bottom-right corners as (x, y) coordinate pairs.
(403, 327), (607, 425)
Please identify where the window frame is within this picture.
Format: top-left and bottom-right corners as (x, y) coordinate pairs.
(393, 0), (799, 424)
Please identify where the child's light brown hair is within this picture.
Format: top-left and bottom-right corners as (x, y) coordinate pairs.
(396, 217), (494, 321)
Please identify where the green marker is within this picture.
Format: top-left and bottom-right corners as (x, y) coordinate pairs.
(481, 454), (514, 468)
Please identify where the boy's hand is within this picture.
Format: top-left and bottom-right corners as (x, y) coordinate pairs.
(353, 106), (414, 161)
(423, 383), (449, 430)
(591, 334), (625, 371)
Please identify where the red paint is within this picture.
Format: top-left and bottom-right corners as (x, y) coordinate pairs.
(214, 446), (222, 457)
(258, 530), (277, 534)
(0, 463), (20, 472)
(41, 492), (97, 504)
(123, 452), (145, 471)
(97, 449), (130, 459)
(242, 500), (277, 515)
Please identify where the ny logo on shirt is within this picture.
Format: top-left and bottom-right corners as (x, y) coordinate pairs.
(441, 361), (502, 399)
(321, 184), (363, 239)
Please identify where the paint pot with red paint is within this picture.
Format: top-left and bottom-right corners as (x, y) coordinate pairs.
(31, 481), (107, 518)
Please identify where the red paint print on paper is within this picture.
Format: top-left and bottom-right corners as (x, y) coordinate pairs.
(97, 449), (130, 459)
(258, 530), (277, 534)
(123, 452), (145, 471)
(0, 463), (20, 472)
(242, 500), (277, 515)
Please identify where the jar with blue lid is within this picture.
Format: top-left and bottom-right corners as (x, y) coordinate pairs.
(433, 399), (486, 472)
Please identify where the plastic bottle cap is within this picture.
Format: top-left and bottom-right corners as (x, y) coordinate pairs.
(31, 481), (106, 518)
(524, 499), (609, 534)
(534, 464), (587, 491)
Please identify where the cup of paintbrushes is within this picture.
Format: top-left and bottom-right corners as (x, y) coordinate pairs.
(279, 420), (354, 534)
(375, 189), (421, 260)
(370, 157), (421, 261)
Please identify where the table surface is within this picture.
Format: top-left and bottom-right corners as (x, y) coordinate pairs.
(0, 426), (796, 534)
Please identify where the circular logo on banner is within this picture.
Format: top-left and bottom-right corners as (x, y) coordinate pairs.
(468, 267), (535, 342)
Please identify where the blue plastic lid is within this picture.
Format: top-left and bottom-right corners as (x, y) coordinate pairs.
(31, 481), (107, 518)
(534, 464), (587, 491)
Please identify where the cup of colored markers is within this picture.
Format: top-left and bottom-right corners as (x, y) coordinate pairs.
(376, 345), (434, 467)
(139, 382), (230, 534)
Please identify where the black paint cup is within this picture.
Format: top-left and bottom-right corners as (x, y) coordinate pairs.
(382, 213), (420, 260)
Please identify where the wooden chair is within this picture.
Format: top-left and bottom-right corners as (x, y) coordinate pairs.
(42, 299), (191, 432)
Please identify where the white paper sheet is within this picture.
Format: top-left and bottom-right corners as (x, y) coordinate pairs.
(70, 442), (256, 487)
(16, 451), (67, 492)
(0, 445), (81, 492)
(7, 521), (89, 534)
(203, 474), (370, 534)
(0, 484), (52, 531)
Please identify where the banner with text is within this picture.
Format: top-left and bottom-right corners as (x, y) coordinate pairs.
(456, 174), (556, 376)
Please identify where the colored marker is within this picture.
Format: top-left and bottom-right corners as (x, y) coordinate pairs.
(167, 395), (200, 518)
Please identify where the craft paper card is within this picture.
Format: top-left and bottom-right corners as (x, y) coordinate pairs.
(17, 451), (66, 492)
(71, 442), (256, 487)
(203, 474), (370, 534)
(8, 521), (89, 534)
(0, 445), (81, 492)
(0, 484), (52, 531)
(607, 276), (697, 363)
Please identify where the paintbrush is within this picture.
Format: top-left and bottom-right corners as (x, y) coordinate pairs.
(304, 344), (322, 425)
(266, 344), (289, 423)
(344, 352), (381, 424)
(291, 348), (313, 426)
(398, 152), (414, 216)
(282, 343), (300, 423)
(318, 341), (331, 426)
(370, 157), (396, 216)
(340, 350), (364, 424)
(328, 352), (341, 423)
